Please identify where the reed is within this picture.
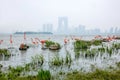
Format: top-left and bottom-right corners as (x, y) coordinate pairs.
(65, 69), (120, 80)
(106, 47), (113, 56)
(85, 49), (97, 58)
(50, 55), (64, 66)
(91, 40), (102, 46)
(0, 49), (11, 56)
(31, 54), (44, 66)
(116, 62), (120, 69)
(37, 69), (51, 80)
(65, 53), (72, 65)
(112, 43), (120, 50)
(98, 47), (105, 53)
(45, 40), (55, 47)
(74, 40), (91, 50)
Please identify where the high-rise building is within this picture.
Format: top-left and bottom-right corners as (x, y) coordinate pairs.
(42, 24), (53, 32)
(58, 17), (68, 34)
(115, 27), (118, 34)
(109, 27), (114, 34)
(78, 25), (85, 35)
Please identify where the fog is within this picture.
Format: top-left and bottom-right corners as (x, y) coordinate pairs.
(0, 0), (120, 33)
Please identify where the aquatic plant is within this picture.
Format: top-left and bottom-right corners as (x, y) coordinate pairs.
(7, 65), (27, 79)
(91, 40), (102, 46)
(31, 54), (44, 66)
(50, 55), (64, 66)
(98, 47), (105, 53)
(112, 43), (120, 50)
(37, 69), (51, 80)
(74, 40), (91, 50)
(65, 69), (120, 80)
(0, 64), (3, 70)
(75, 51), (80, 59)
(116, 62), (120, 69)
(45, 40), (55, 47)
(65, 53), (72, 65)
(0, 49), (11, 56)
(59, 71), (65, 75)
(45, 40), (61, 50)
(24, 63), (31, 71)
(106, 47), (113, 56)
(85, 49), (98, 58)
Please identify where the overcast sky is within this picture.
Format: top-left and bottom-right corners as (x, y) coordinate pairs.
(0, 0), (120, 33)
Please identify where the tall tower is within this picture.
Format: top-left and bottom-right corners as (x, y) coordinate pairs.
(43, 24), (53, 32)
(58, 17), (68, 34)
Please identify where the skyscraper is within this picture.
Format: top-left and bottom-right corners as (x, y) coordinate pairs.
(42, 24), (53, 32)
(78, 25), (85, 35)
(58, 17), (68, 34)
(109, 27), (114, 34)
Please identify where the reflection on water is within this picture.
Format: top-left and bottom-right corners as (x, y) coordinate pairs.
(0, 34), (120, 73)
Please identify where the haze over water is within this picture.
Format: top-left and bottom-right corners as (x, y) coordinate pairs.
(0, 0), (120, 33)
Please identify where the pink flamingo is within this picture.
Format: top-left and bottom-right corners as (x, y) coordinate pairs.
(35, 38), (41, 43)
(64, 38), (70, 44)
(107, 36), (113, 41)
(112, 35), (116, 40)
(73, 36), (82, 41)
(10, 35), (13, 44)
(24, 32), (26, 40)
(0, 40), (3, 45)
(40, 40), (46, 44)
(35, 38), (39, 44)
(64, 39), (68, 44)
(94, 35), (102, 39)
(31, 38), (36, 45)
(40, 40), (46, 48)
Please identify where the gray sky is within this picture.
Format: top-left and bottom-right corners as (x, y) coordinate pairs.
(0, 0), (120, 33)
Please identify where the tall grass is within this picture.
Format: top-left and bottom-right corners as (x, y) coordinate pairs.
(45, 40), (61, 49)
(65, 53), (72, 65)
(65, 69), (120, 80)
(74, 40), (91, 50)
(0, 49), (11, 56)
(31, 54), (44, 66)
(91, 40), (102, 46)
(85, 49), (98, 58)
(37, 69), (51, 80)
(50, 55), (64, 66)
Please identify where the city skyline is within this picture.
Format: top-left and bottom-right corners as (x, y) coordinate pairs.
(14, 17), (120, 35)
(0, 0), (120, 33)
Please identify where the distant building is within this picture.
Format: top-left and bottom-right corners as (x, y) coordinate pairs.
(43, 23), (53, 32)
(115, 27), (118, 34)
(78, 25), (86, 35)
(58, 17), (68, 34)
(84, 28), (101, 35)
(109, 27), (114, 34)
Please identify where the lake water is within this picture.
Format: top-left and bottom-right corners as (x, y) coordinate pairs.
(0, 34), (120, 73)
